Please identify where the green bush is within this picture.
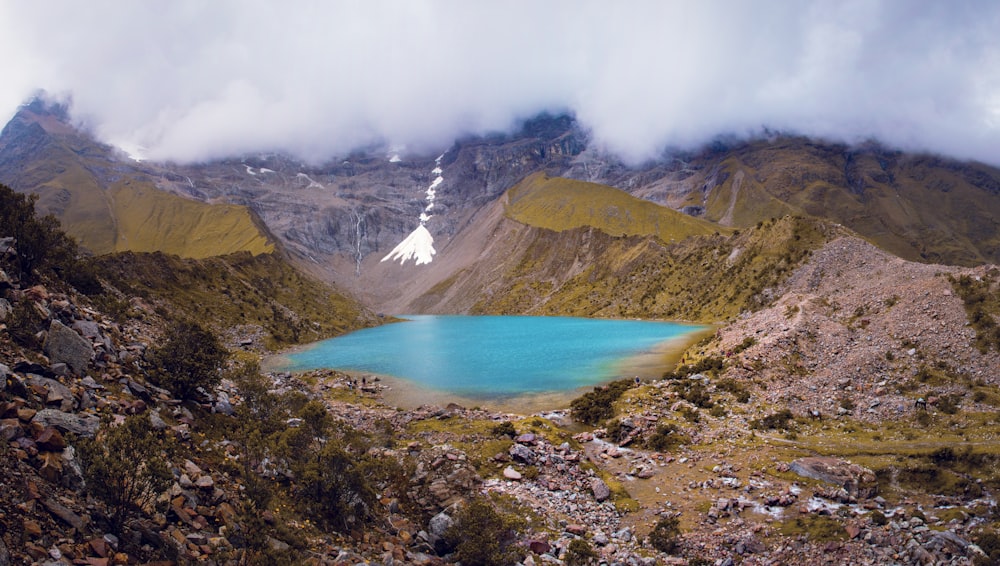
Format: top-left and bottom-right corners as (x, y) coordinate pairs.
(647, 516), (681, 553)
(564, 538), (599, 565)
(492, 421), (517, 438)
(0, 183), (79, 284)
(148, 319), (228, 400)
(750, 409), (795, 430)
(443, 497), (526, 566)
(79, 415), (173, 534)
(644, 423), (686, 452)
(570, 379), (633, 425)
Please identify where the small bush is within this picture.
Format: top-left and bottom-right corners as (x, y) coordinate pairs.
(644, 423), (685, 452)
(564, 538), (599, 566)
(492, 421), (517, 438)
(751, 409), (795, 430)
(148, 319), (228, 400)
(647, 516), (681, 553)
(443, 497), (526, 566)
(79, 415), (173, 534)
(570, 379), (633, 425)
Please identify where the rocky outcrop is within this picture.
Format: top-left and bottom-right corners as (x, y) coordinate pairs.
(789, 457), (878, 499)
(43, 320), (93, 375)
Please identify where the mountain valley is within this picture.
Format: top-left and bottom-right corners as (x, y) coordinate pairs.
(2, 103), (1000, 565)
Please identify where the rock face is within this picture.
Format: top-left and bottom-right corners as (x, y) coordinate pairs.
(789, 457), (878, 499)
(43, 320), (93, 375)
(32, 409), (100, 439)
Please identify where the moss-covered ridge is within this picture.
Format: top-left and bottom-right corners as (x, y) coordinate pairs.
(93, 251), (374, 347)
(506, 172), (723, 242)
(465, 215), (842, 322)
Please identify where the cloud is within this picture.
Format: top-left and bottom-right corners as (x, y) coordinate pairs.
(2, 0), (999, 165)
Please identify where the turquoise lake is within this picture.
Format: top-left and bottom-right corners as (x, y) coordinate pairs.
(279, 315), (707, 403)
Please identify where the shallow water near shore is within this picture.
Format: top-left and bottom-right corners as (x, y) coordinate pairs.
(270, 315), (709, 411)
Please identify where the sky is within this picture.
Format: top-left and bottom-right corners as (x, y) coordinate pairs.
(1, 0), (999, 165)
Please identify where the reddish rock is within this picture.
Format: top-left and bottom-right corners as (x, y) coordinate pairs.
(35, 426), (66, 451)
(566, 524), (587, 536)
(528, 540), (551, 554)
(89, 537), (109, 557)
(16, 407), (36, 422)
(23, 518), (42, 537)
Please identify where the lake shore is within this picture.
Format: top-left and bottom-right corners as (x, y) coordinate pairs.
(267, 321), (714, 414)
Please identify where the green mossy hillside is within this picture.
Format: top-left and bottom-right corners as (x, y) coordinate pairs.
(92, 251), (375, 347)
(470, 215), (840, 321)
(506, 172), (723, 242)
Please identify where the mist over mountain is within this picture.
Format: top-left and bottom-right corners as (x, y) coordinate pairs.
(2, 1), (1000, 165)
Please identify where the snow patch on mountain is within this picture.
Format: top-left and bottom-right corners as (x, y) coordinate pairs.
(380, 224), (436, 266)
(295, 172), (324, 189)
(382, 155), (444, 266)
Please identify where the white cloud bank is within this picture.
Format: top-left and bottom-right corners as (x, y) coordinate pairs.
(1, 0), (999, 165)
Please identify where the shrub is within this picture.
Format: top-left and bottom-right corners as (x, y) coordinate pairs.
(148, 319), (228, 400)
(644, 423), (685, 452)
(570, 379), (633, 425)
(564, 538), (599, 566)
(0, 184), (79, 284)
(647, 516), (681, 553)
(295, 440), (380, 531)
(442, 497), (526, 566)
(750, 409), (795, 430)
(492, 421), (517, 438)
(79, 415), (173, 534)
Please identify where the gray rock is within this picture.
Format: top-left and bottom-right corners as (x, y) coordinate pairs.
(149, 410), (168, 430)
(590, 478), (611, 502)
(32, 409), (100, 438)
(429, 510), (453, 540)
(42, 498), (86, 531)
(60, 446), (85, 491)
(26, 375), (75, 411)
(0, 298), (10, 322)
(788, 456), (877, 498)
(509, 443), (537, 464)
(43, 320), (93, 375)
(0, 363), (9, 391)
(214, 391), (234, 415)
(71, 320), (106, 349)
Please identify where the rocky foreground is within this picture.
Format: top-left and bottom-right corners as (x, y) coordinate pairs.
(2, 233), (1000, 565)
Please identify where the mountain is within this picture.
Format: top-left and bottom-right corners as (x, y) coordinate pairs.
(0, 99), (273, 258)
(2, 103), (1000, 317)
(571, 136), (1000, 266)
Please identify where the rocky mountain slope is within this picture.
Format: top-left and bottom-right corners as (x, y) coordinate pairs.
(3, 192), (1000, 564)
(0, 99), (273, 258)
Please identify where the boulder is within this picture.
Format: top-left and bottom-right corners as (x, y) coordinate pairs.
(0, 298), (11, 322)
(590, 478), (611, 502)
(43, 320), (93, 375)
(32, 409), (100, 438)
(428, 510), (453, 540)
(0, 363), (9, 390)
(509, 443), (537, 464)
(25, 375), (75, 411)
(503, 466), (522, 480)
(789, 457), (877, 498)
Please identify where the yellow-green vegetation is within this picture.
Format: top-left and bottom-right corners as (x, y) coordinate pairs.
(949, 271), (1000, 353)
(91, 251), (373, 347)
(6, 103), (272, 258)
(506, 172), (723, 241)
(778, 514), (848, 543)
(107, 180), (273, 257)
(473, 215), (838, 321)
